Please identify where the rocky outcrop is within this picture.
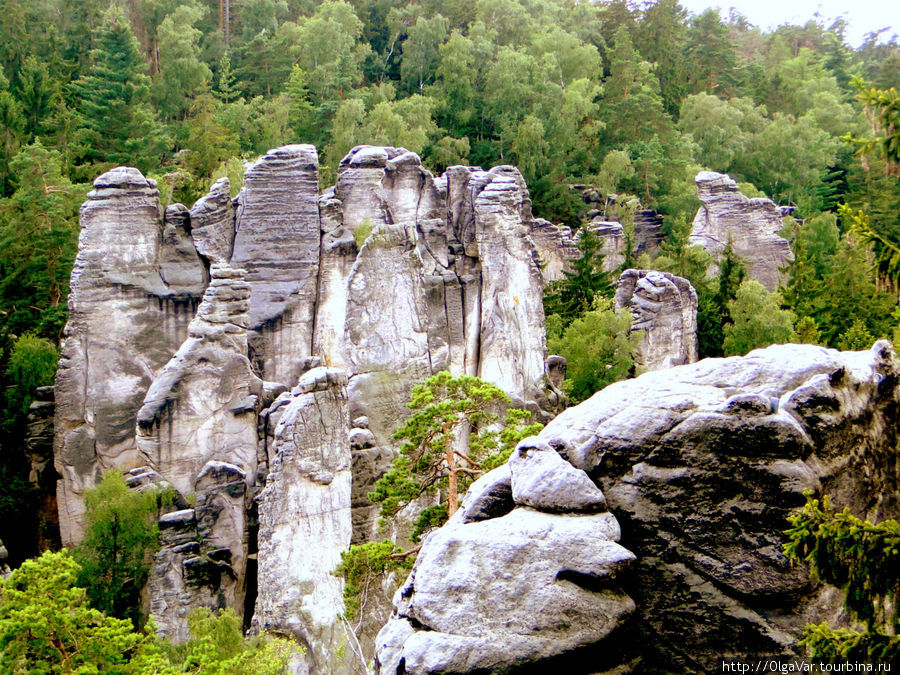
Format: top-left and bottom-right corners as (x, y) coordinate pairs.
(54, 145), (556, 653)
(25, 386), (59, 551)
(375, 439), (636, 674)
(394, 341), (898, 672)
(690, 171), (793, 291)
(54, 167), (207, 545)
(232, 145), (321, 385)
(614, 269), (698, 372)
(253, 367), (356, 675)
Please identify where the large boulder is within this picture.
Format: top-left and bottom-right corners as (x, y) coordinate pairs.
(689, 171), (793, 291)
(540, 341), (898, 671)
(378, 341), (900, 673)
(375, 439), (636, 674)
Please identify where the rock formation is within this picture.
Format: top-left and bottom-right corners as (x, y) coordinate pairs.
(375, 441), (635, 674)
(690, 171), (793, 291)
(382, 341), (899, 672)
(614, 269), (698, 371)
(54, 167), (207, 545)
(53, 145), (555, 664)
(253, 367), (356, 674)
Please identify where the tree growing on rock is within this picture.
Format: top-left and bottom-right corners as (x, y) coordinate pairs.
(335, 372), (541, 621)
(370, 371), (542, 522)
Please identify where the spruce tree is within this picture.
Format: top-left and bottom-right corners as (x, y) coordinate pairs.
(544, 227), (614, 323)
(71, 6), (168, 174)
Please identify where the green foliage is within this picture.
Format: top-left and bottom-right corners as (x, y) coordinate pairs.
(3, 334), (56, 425)
(544, 227), (613, 323)
(847, 81), (900, 175)
(785, 494), (900, 661)
(794, 316), (823, 345)
(74, 471), (168, 627)
(722, 280), (796, 356)
(136, 608), (294, 674)
(837, 320), (875, 351)
(71, 6), (169, 174)
(353, 216), (373, 248)
(0, 550), (293, 674)
(0, 141), (82, 342)
(548, 298), (638, 404)
(0, 550), (145, 673)
(333, 539), (412, 621)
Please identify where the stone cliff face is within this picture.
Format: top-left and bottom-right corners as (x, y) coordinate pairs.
(54, 145), (555, 669)
(614, 269), (698, 372)
(690, 171), (793, 291)
(379, 342), (900, 673)
(54, 168), (207, 545)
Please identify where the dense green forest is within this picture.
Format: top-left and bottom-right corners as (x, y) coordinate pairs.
(0, 0), (898, 559)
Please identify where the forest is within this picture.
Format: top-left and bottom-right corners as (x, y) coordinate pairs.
(0, 0), (898, 668)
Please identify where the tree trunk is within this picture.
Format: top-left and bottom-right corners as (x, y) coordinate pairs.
(446, 443), (458, 516)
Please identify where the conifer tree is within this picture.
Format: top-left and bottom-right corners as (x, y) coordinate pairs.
(71, 6), (168, 173)
(544, 227), (613, 323)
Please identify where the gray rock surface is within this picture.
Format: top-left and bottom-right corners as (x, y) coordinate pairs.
(189, 177), (235, 264)
(690, 171), (793, 291)
(25, 386), (58, 551)
(376, 504), (634, 674)
(54, 167), (206, 545)
(533, 341), (900, 671)
(614, 269), (698, 371)
(253, 367), (357, 674)
(232, 145), (321, 385)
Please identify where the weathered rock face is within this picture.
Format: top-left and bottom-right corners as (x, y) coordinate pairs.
(690, 171), (793, 291)
(136, 263), (260, 497)
(232, 145), (321, 385)
(25, 386), (59, 551)
(253, 367), (356, 675)
(537, 341), (896, 671)
(54, 167), (207, 545)
(375, 438), (636, 674)
(55, 145), (555, 654)
(614, 269), (698, 372)
(378, 342), (900, 673)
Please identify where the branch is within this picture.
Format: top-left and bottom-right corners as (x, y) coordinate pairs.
(389, 546), (421, 559)
(455, 467), (484, 477)
(453, 450), (482, 468)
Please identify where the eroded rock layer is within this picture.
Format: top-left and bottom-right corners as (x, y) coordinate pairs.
(614, 268), (698, 372)
(690, 171), (793, 291)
